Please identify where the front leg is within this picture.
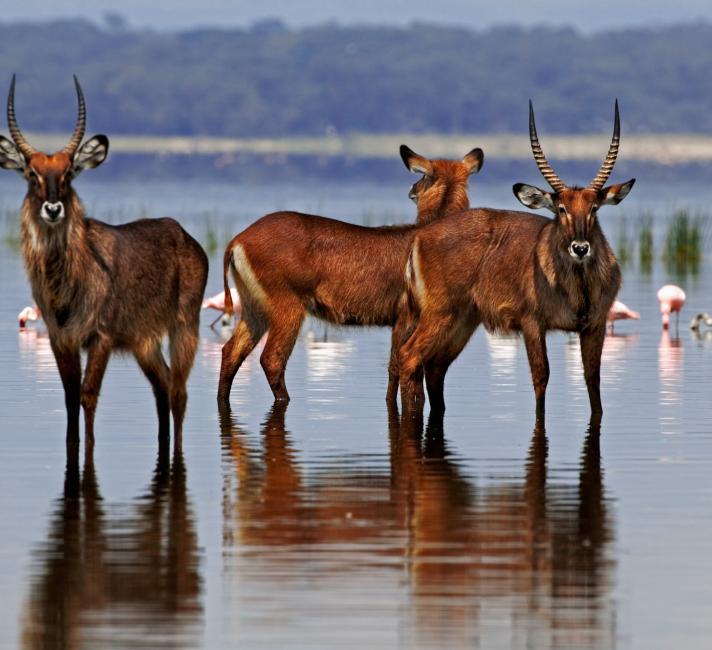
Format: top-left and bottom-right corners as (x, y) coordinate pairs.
(81, 337), (112, 441)
(50, 340), (82, 441)
(522, 320), (550, 420)
(579, 324), (606, 414)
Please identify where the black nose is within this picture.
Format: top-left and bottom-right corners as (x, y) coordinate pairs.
(572, 242), (590, 258)
(46, 206), (61, 219)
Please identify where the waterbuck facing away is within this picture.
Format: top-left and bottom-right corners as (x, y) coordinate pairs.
(0, 76), (208, 441)
(399, 101), (635, 417)
(217, 145), (484, 407)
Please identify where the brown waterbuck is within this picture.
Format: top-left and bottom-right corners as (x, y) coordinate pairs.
(217, 145), (484, 407)
(399, 101), (635, 417)
(0, 76), (208, 441)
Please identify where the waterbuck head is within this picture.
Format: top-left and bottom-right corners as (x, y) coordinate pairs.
(400, 144), (483, 224)
(513, 101), (635, 264)
(0, 75), (109, 226)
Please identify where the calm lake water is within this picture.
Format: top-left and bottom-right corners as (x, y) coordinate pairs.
(0, 172), (711, 649)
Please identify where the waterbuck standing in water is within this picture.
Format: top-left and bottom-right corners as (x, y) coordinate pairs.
(0, 76), (208, 441)
(398, 101), (635, 417)
(217, 145), (484, 408)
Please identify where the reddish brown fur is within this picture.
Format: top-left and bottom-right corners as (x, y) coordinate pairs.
(218, 147), (483, 406)
(399, 180), (633, 417)
(17, 151), (208, 441)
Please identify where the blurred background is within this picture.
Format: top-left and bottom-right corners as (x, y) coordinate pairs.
(1, 1), (712, 182)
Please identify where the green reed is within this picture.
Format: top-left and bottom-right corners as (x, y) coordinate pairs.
(615, 216), (633, 267)
(662, 210), (706, 276)
(638, 214), (654, 275)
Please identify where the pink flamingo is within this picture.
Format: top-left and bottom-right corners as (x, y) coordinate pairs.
(606, 300), (639, 332)
(657, 284), (686, 331)
(18, 305), (41, 330)
(202, 289), (241, 327)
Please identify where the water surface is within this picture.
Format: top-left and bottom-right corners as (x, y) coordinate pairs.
(0, 176), (711, 649)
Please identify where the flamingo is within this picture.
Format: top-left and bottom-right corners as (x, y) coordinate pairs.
(18, 305), (41, 330)
(606, 300), (639, 332)
(202, 289), (240, 328)
(657, 284), (686, 331)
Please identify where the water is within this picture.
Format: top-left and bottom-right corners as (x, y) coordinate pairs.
(1, 174), (711, 649)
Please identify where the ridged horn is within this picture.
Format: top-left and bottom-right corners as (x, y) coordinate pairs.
(528, 100), (566, 192)
(589, 99), (620, 191)
(6, 74), (37, 159)
(63, 75), (86, 157)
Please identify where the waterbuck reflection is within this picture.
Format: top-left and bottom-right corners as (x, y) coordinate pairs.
(219, 407), (614, 648)
(20, 440), (202, 649)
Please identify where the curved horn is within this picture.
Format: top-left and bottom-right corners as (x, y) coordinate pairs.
(589, 99), (620, 191)
(528, 100), (566, 192)
(63, 75), (86, 157)
(6, 74), (37, 159)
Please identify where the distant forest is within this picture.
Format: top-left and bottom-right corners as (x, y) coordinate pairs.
(0, 18), (710, 137)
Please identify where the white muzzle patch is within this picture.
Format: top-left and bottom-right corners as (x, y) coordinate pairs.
(569, 240), (591, 261)
(40, 201), (65, 224)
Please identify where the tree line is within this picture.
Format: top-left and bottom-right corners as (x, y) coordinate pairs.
(0, 18), (710, 137)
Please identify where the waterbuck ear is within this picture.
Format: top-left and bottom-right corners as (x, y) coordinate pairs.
(513, 183), (556, 213)
(72, 135), (109, 176)
(0, 135), (26, 172)
(600, 178), (635, 206)
(400, 144), (434, 176)
(462, 148), (484, 175)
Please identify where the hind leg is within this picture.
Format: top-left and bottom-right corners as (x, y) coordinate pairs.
(424, 315), (479, 413)
(217, 308), (268, 407)
(260, 301), (304, 402)
(169, 323), (200, 441)
(134, 340), (171, 439)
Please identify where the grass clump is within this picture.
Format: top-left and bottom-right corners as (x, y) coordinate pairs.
(662, 210), (706, 276)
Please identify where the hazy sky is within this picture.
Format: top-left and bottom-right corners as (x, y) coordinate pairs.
(2, 0), (711, 31)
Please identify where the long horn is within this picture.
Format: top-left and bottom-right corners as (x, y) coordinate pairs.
(63, 75), (86, 157)
(6, 74), (37, 159)
(589, 99), (620, 191)
(528, 100), (566, 192)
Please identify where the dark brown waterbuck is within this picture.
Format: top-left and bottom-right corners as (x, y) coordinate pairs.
(399, 101), (635, 417)
(0, 76), (208, 441)
(217, 145), (484, 407)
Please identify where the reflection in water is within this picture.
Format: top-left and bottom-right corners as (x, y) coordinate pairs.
(659, 331), (684, 434)
(17, 329), (56, 379)
(20, 441), (202, 649)
(220, 406), (614, 649)
(601, 333), (639, 386)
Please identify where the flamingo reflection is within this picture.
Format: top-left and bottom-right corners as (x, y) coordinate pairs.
(20, 440), (202, 649)
(219, 406), (614, 648)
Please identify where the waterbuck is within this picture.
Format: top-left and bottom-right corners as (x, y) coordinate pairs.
(217, 145), (483, 407)
(0, 76), (208, 441)
(399, 101), (635, 417)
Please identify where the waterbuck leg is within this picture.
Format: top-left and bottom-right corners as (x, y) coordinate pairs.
(387, 304), (417, 404)
(259, 301), (304, 402)
(169, 323), (200, 442)
(580, 324), (606, 414)
(424, 315), (479, 414)
(80, 338), (112, 441)
(134, 341), (171, 439)
(217, 311), (267, 408)
(522, 321), (550, 420)
(398, 311), (454, 414)
(50, 341), (82, 441)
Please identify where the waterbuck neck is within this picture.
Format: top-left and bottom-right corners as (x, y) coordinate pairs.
(416, 180), (470, 226)
(20, 191), (90, 309)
